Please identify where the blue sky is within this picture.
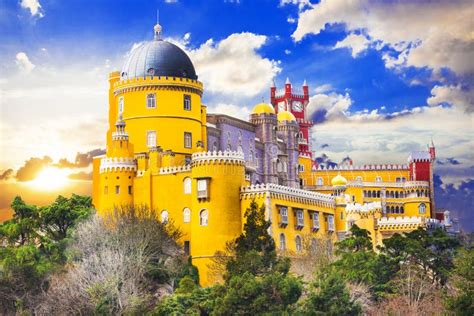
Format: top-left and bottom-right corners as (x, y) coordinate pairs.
(0, 0), (473, 229)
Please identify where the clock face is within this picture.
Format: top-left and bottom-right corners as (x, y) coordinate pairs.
(278, 101), (286, 112)
(292, 101), (303, 112)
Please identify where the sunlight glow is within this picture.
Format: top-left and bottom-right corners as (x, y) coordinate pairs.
(28, 167), (69, 191)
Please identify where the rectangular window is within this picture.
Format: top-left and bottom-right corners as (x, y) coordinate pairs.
(184, 94), (191, 111)
(184, 132), (192, 148)
(197, 179), (209, 199)
(396, 177), (401, 183)
(104, 186), (108, 194)
(128, 185), (132, 194)
(311, 212), (320, 230)
(146, 93), (156, 109)
(401, 177), (406, 182)
(147, 131), (156, 147)
(296, 209), (304, 228)
(328, 215), (335, 232)
(115, 185), (120, 195)
(279, 207), (288, 226)
(118, 96), (124, 114)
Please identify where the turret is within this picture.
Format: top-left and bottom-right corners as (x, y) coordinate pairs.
(277, 111), (299, 188)
(270, 80), (276, 104)
(303, 79), (309, 97)
(285, 77), (291, 96)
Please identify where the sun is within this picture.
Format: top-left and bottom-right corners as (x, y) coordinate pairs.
(29, 167), (69, 191)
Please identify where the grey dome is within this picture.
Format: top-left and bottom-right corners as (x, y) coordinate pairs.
(121, 40), (197, 80)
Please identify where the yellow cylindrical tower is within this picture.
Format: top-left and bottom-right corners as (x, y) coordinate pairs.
(190, 151), (246, 286)
(107, 23), (205, 165)
(97, 116), (137, 215)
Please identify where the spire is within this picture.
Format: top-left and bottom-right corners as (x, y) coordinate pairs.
(154, 10), (162, 40)
(303, 79), (307, 87)
(285, 77), (291, 85)
(271, 79), (275, 88)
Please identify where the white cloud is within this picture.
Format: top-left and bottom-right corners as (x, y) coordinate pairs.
(20, 0), (44, 18)
(334, 33), (370, 57)
(208, 103), (251, 121)
(292, 0), (474, 75)
(280, 0), (311, 11)
(15, 52), (35, 73)
(307, 91), (352, 120)
(314, 83), (333, 94)
(427, 85), (474, 113)
(164, 0), (178, 3)
(284, 49), (291, 55)
(186, 33), (281, 97)
(287, 16), (296, 24)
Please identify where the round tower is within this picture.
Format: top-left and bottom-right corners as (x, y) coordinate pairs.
(277, 110), (299, 188)
(190, 151), (246, 286)
(250, 103), (278, 184)
(109, 22), (205, 165)
(98, 116), (136, 214)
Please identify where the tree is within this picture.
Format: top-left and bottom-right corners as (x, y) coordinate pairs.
(296, 271), (362, 315)
(37, 206), (186, 315)
(444, 248), (474, 315)
(0, 195), (93, 314)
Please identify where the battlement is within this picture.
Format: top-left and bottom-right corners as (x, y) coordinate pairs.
(315, 164), (409, 171)
(347, 180), (430, 189)
(192, 150), (245, 166)
(241, 183), (335, 207)
(346, 202), (382, 214)
(377, 216), (440, 231)
(299, 153), (312, 159)
(113, 75), (203, 93)
(159, 165), (191, 174)
(100, 157), (137, 173)
(408, 151), (431, 162)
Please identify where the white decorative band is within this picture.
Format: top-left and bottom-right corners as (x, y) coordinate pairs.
(100, 157), (137, 173)
(241, 183), (335, 207)
(159, 165), (191, 174)
(346, 202), (381, 213)
(192, 150), (245, 165)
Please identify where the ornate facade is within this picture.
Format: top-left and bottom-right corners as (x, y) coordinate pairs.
(92, 23), (450, 286)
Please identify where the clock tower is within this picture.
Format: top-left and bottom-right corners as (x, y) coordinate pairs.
(270, 78), (313, 156)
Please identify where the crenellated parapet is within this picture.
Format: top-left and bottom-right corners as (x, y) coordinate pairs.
(349, 180), (430, 189)
(159, 165), (191, 174)
(346, 202), (382, 215)
(192, 150), (245, 166)
(377, 216), (440, 231)
(100, 157), (137, 173)
(316, 164), (409, 171)
(240, 183), (335, 208)
(113, 76), (203, 96)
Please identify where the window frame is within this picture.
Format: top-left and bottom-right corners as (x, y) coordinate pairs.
(183, 94), (191, 111)
(146, 93), (156, 109)
(183, 177), (192, 194)
(183, 208), (191, 223)
(200, 209), (208, 226)
(146, 130), (157, 148)
(184, 132), (192, 149)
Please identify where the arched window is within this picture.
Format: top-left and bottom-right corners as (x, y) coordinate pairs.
(368, 191), (372, 198)
(249, 150), (254, 162)
(395, 191), (399, 198)
(183, 177), (192, 194)
(295, 235), (302, 252)
(418, 203), (426, 214)
(317, 177), (323, 186)
(183, 208), (191, 223)
(395, 206), (400, 214)
(277, 160), (283, 172)
(161, 210), (169, 224)
(279, 233), (286, 250)
(237, 145), (243, 153)
(146, 93), (156, 108)
(200, 209), (208, 226)
(212, 141), (218, 152)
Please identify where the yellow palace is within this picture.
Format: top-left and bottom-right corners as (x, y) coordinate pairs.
(92, 23), (451, 285)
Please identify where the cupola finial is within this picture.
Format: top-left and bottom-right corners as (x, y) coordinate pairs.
(154, 9), (162, 40)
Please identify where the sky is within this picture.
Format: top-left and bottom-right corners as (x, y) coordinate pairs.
(0, 0), (473, 230)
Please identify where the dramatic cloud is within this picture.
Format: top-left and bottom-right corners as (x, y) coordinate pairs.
(15, 52), (35, 73)
(279, 0), (311, 11)
(292, 0), (474, 75)
(0, 169), (14, 181)
(68, 171), (93, 181)
(334, 33), (370, 58)
(434, 175), (474, 232)
(306, 91), (352, 122)
(20, 0), (44, 17)
(186, 33), (281, 97)
(208, 103), (252, 121)
(56, 149), (105, 169)
(427, 85), (474, 113)
(320, 144), (329, 149)
(15, 156), (52, 182)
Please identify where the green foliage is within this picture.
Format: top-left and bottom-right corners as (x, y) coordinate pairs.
(0, 194), (93, 313)
(444, 248), (474, 315)
(152, 284), (218, 315)
(297, 272), (362, 316)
